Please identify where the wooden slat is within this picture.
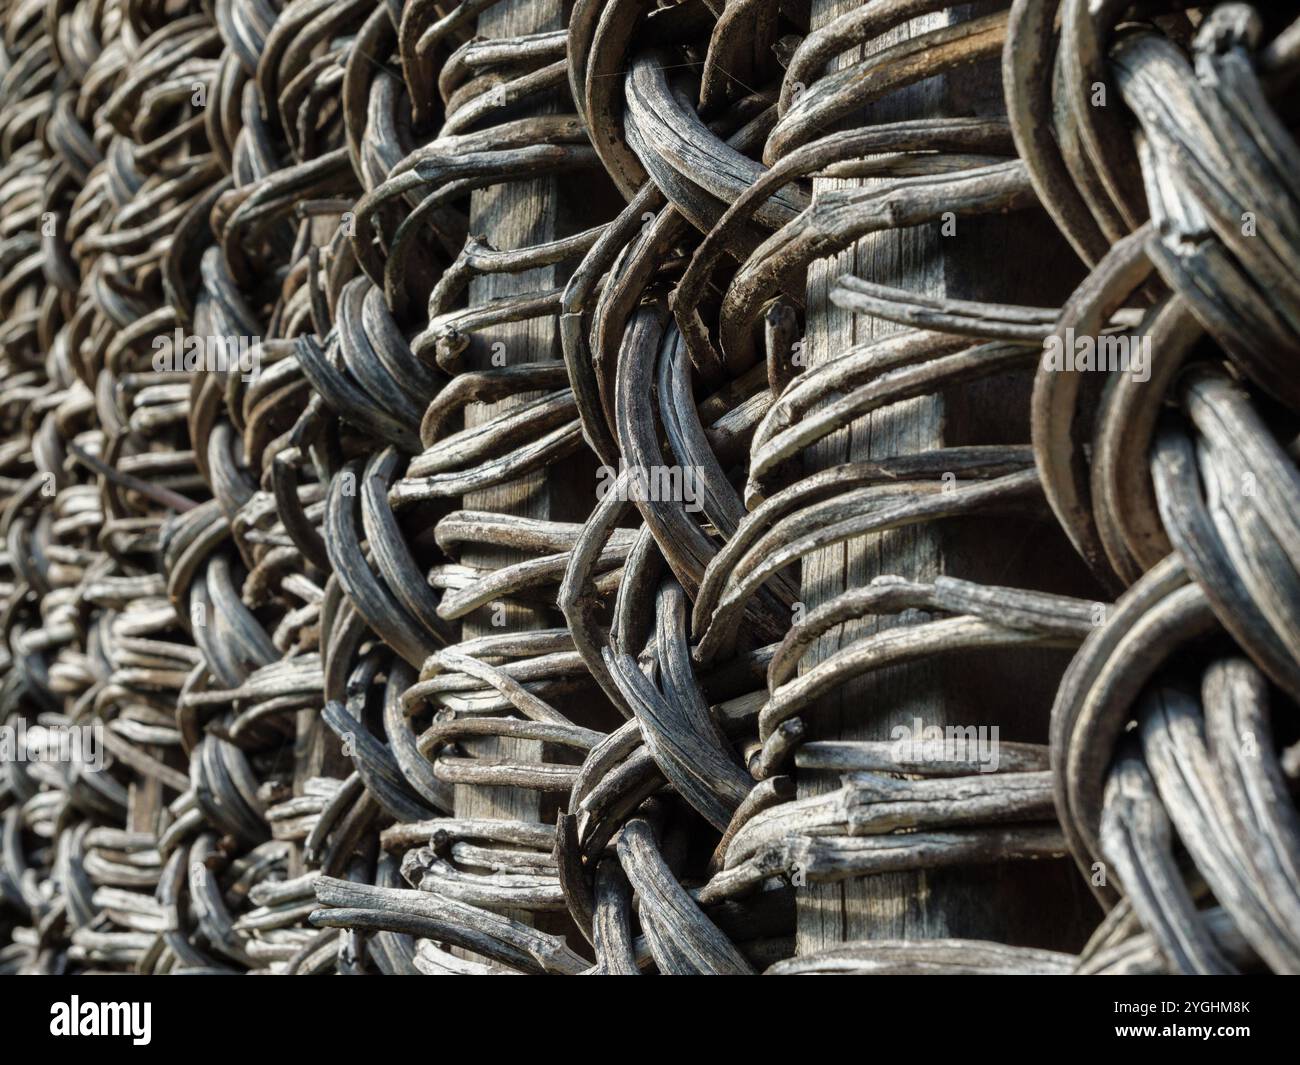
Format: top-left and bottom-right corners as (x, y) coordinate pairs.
(795, 2), (1098, 953)
(455, 0), (566, 831)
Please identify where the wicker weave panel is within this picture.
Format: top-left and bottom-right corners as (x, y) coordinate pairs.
(0, 0), (1297, 975)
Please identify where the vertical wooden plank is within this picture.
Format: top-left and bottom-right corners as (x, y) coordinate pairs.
(454, 0), (565, 830)
(795, 2), (1098, 952)
(796, 1), (949, 950)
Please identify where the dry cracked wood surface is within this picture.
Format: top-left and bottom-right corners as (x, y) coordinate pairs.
(0, 0), (1298, 974)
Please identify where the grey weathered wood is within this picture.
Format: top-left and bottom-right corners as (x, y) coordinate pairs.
(796, 0), (950, 951)
(456, 0), (566, 834)
(796, 2), (1097, 952)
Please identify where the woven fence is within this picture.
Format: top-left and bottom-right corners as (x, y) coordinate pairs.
(0, 0), (1297, 974)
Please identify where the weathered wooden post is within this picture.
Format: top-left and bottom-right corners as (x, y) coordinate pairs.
(796, 1), (1098, 952)
(455, 0), (566, 835)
